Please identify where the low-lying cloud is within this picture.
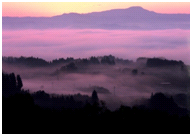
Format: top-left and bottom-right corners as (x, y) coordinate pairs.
(2, 29), (190, 64)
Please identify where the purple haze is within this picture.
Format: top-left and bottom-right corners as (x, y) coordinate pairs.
(2, 29), (190, 64)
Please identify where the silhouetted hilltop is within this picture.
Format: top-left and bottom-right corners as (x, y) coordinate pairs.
(148, 92), (189, 116)
(78, 86), (111, 94)
(3, 6), (189, 30)
(173, 93), (190, 109)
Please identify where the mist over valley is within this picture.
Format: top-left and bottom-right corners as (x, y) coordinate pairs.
(2, 55), (190, 110)
(2, 5), (190, 134)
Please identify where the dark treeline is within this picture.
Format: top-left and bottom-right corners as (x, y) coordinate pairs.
(31, 90), (94, 110)
(3, 56), (186, 71)
(2, 72), (190, 134)
(2, 55), (133, 67)
(147, 58), (184, 67)
(2, 72), (23, 97)
(2, 56), (50, 67)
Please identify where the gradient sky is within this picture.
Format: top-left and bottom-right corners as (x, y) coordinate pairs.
(2, 2), (190, 17)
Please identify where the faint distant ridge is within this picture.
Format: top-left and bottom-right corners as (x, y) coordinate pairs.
(2, 6), (190, 30)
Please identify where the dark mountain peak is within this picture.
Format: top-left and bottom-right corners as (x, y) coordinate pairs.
(64, 12), (80, 15)
(85, 6), (155, 16)
(126, 6), (156, 14)
(55, 12), (81, 18)
(127, 6), (145, 10)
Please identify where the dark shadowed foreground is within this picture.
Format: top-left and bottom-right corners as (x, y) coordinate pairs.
(2, 72), (189, 134)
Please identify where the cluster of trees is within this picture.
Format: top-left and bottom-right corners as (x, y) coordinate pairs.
(115, 57), (133, 65)
(79, 86), (111, 94)
(101, 55), (115, 65)
(146, 58), (184, 67)
(121, 68), (145, 75)
(131, 69), (138, 75)
(76, 57), (100, 65)
(51, 57), (74, 65)
(2, 72), (23, 97)
(2, 72), (190, 134)
(2, 56), (99, 67)
(31, 90), (95, 110)
(3, 56), (188, 69)
(2, 72), (99, 110)
(60, 62), (78, 72)
(2, 56), (49, 67)
(2, 55), (125, 67)
(148, 93), (189, 117)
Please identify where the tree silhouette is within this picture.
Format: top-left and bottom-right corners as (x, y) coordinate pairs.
(132, 69), (138, 75)
(92, 90), (99, 103)
(90, 56), (100, 64)
(101, 55), (115, 65)
(10, 73), (17, 91)
(146, 58), (184, 67)
(16, 75), (23, 90)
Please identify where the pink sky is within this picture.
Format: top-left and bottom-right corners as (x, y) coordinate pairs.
(2, 29), (190, 64)
(2, 2), (190, 17)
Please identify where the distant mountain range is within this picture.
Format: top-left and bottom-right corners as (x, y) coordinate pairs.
(2, 6), (190, 30)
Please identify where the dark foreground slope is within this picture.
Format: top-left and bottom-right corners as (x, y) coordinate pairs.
(2, 72), (190, 134)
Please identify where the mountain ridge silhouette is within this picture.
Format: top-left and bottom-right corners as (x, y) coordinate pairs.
(2, 6), (190, 30)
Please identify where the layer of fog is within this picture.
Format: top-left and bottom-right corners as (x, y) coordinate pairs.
(3, 62), (190, 110)
(2, 29), (190, 65)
